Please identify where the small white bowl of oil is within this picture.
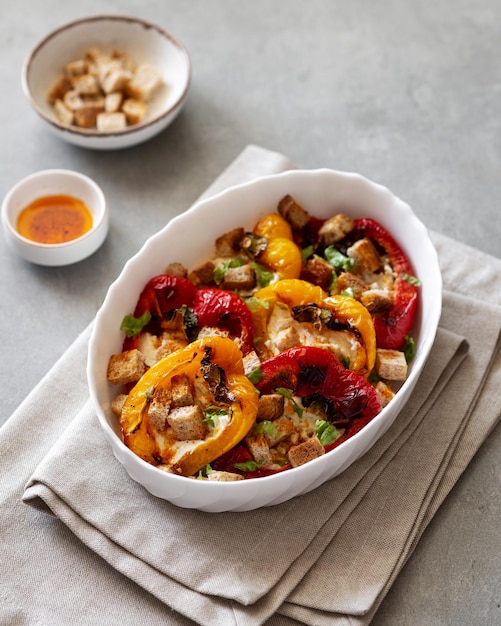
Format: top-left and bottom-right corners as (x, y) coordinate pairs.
(1, 169), (108, 266)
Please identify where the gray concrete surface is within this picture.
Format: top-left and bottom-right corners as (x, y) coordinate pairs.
(1, 1), (500, 624)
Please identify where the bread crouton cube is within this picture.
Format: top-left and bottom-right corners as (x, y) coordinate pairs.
(105, 92), (124, 113)
(243, 350), (261, 377)
(347, 238), (382, 274)
(215, 228), (245, 258)
(167, 405), (207, 440)
(63, 89), (84, 111)
(300, 256), (334, 291)
(125, 63), (163, 100)
(96, 112), (127, 132)
(110, 393), (128, 417)
(245, 433), (272, 466)
(121, 98), (147, 125)
(107, 349), (146, 386)
(375, 349), (408, 381)
(65, 59), (88, 77)
(221, 264), (256, 291)
(75, 105), (103, 129)
(207, 470), (244, 482)
(336, 272), (368, 300)
(375, 380), (396, 408)
(257, 393), (285, 422)
(164, 262), (188, 278)
(189, 261), (216, 286)
(288, 436), (325, 468)
(71, 73), (100, 95)
(318, 213), (355, 245)
(278, 195), (310, 229)
(101, 68), (133, 94)
(53, 99), (74, 126)
(47, 75), (73, 104)
(147, 387), (172, 431)
(360, 289), (393, 315)
(171, 373), (195, 407)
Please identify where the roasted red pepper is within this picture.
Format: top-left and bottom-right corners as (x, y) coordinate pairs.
(255, 346), (381, 419)
(122, 274), (198, 350)
(213, 346), (381, 478)
(351, 218), (418, 350)
(192, 288), (255, 355)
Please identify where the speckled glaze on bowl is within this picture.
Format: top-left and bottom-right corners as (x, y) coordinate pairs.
(22, 14), (191, 150)
(2, 169), (108, 266)
(87, 169), (442, 512)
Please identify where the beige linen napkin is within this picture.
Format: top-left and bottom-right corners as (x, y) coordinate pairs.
(1, 145), (500, 626)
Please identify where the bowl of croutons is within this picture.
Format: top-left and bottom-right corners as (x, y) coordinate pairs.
(22, 15), (191, 150)
(87, 169), (442, 511)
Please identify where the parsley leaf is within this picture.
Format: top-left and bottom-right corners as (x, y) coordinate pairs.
(247, 367), (264, 385)
(233, 460), (263, 472)
(401, 272), (421, 286)
(314, 419), (341, 446)
(324, 246), (355, 271)
(214, 257), (245, 285)
(251, 262), (274, 288)
(253, 420), (279, 438)
(120, 310), (152, 337)
(301, 245), (314, 261)
(203, 405), (229, 427)
(276, 387), (303, 417)
(403, 335), (416, 361)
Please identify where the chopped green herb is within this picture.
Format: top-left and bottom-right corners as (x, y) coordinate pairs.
(401, 272), (421, 286)
(403, 335), (416, 361)
(233, 460), (263, 472)
(245, 296), (270, 312)
(340, 356), (351, 369)
(314, 419), (341, 446)
(214, 257), (245, 284)
(203, 405), (229, 427)
(251, 262), (274, 288)
(253, 420), (279, 438)
(247, 367), (264, 385)
(120, 310), (152, 337)
(324, 246), (355, 271)
(301, 245), (314, 261)
(276, 387), (303, 417)
(197, 464), (213, 479)
(340, 287), (355, 299)
(144, 386), (155, 399)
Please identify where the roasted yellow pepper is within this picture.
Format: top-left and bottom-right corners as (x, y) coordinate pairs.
(250, 279), (376, 376)
(120, 336), (258, 476)
(254, 212), (293, 240)
(322, 295), (376, 376)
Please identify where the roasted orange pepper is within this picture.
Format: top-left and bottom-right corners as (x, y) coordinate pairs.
(120, 336), (258, 476)
(254, 212), (293, 240)
(250, 280), (375, 376)
(322, 295), (376, 375)
(258, 237), (302, 280)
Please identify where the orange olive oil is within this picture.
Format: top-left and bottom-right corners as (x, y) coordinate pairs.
(17, 195), (93, 244)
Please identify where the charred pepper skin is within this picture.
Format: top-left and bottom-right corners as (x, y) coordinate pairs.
(123, 274), (198, 350)
(213, 346), (382, 479)
(192, 288), (255, 355)
(351, 218), (419, 350)
(120, 336), (258, 476)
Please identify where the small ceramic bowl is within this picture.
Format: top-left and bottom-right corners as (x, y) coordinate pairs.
(88, 169), (442, 512)
(22, 15), (191, 150)
(2, 169), (108, 266)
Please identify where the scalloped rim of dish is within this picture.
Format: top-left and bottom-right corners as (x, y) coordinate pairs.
(87, 168), (442, 511)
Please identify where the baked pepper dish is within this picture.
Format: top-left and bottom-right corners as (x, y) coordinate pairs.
(106, 195), (420, 481)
